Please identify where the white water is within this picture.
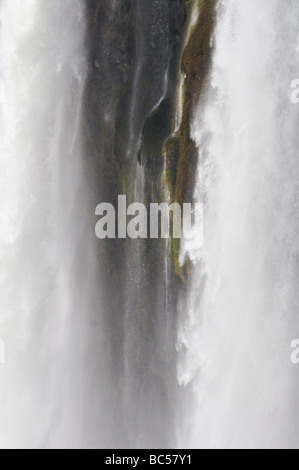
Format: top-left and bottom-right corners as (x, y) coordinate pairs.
(178, 0), (299, 449)
(0, 0), (103, 448)
(2, 0), (299, 451)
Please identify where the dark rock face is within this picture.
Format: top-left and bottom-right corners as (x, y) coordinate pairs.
(83, 0), (187, 448)
(164, 0), (217, 279)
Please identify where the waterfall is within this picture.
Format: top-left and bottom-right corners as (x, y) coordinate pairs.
(178, 0), (299, 449)
(1, 0), (299, 451)
(0, 0), (104, 448)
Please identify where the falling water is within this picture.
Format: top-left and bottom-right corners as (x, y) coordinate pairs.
(0, 0), (104, 449)
(178, 0), (299, 449)
(2, 0), (299, 451)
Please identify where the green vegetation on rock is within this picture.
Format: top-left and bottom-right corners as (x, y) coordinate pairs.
(163, 0), (217, 280)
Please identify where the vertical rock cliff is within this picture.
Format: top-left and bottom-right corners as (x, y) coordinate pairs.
(83, 0), (216, 448)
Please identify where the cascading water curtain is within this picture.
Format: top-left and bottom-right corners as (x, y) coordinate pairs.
(178, 0), (299, 449)
(1, 0), (299, 451)
(0, 0), (103, 449)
